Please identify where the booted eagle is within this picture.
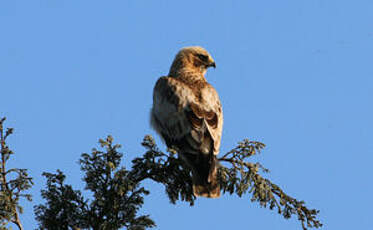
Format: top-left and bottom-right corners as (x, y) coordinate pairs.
(150, 46), (223, 198)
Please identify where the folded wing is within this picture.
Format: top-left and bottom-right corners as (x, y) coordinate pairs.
(151, 76), (223, 197)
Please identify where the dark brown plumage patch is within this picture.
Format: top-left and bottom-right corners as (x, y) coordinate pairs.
(205, 111), (218, 129)
(187, 103), (203, 129)
(188, 102), (218, 129)
(189, 102), (204, 118)
(186, 110), (203, 129)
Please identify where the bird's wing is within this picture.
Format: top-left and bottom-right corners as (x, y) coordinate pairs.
(151, 76), (223, 156)
(199, 84), (223, 155)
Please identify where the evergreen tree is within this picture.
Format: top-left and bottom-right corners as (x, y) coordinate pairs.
(36, 135), (322, 230)
(34, 136), (155, 230)
(0, 117), (322, 230)
(0, 118), (33, 230)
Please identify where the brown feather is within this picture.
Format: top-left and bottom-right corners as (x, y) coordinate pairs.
(151, 46), (223, 198)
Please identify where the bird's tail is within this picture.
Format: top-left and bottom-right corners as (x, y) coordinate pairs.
(191, 154), (220, 198)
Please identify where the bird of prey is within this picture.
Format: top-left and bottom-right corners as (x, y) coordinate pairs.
(150, 46), (223, 198)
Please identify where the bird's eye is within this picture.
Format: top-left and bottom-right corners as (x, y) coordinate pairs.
(197, 54), (208, 62)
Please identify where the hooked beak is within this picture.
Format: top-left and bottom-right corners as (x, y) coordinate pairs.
(208, 61), (216, 69)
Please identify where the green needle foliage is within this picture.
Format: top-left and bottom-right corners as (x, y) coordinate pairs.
(34, 170), (88, 229)
(217, 139), (322, 230)
(34, 136), (155, 230)
(36, 134), (322, 230)
(0, 117), (322, 230)
(131, 136), (194, 205)
(0, 118), (33, 230)
(136, 135), (322, 230)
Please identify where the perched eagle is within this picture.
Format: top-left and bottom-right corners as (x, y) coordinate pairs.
(150, 46), (223, 198)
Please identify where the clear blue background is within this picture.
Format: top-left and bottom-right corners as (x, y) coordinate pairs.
(1, 0), (372, 229)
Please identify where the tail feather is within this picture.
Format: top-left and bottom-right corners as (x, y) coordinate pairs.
(191, 155), (220, 198)
(192, 179), (220, 198)
(177, 132), (221, 198)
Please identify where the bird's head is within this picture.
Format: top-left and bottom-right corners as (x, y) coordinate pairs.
(169, 46), (216, 78)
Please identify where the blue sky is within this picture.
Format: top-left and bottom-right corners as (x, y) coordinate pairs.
(1, 0), (373, 229)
